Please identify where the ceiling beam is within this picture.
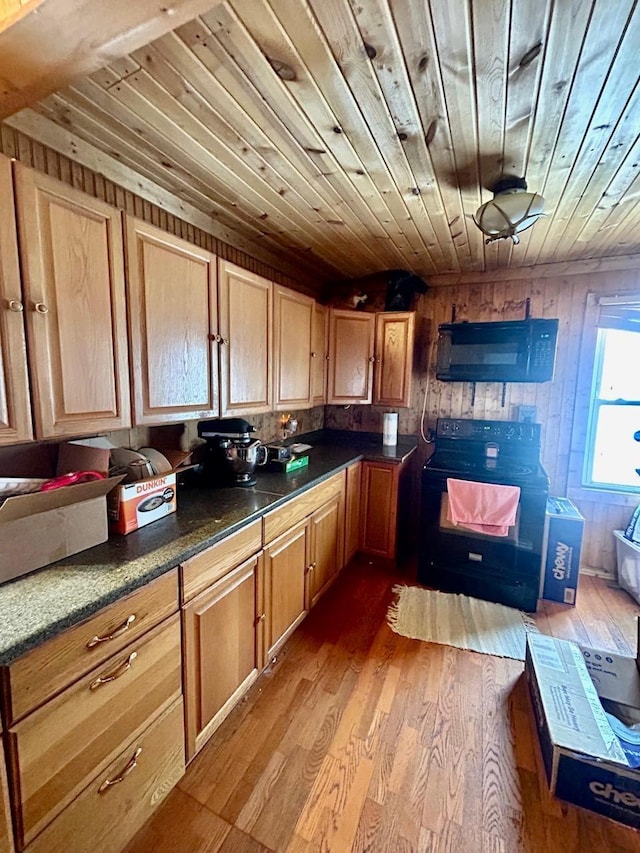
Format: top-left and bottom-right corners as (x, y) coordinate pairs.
(0, 0), (230, 120)
(428, 254), (640, 287)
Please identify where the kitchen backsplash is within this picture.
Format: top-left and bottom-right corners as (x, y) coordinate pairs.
(0, 406), (326, 478)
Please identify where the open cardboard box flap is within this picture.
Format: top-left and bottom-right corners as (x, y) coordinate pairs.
(0, 476), (124, 524)
(579, 619), (640, 710)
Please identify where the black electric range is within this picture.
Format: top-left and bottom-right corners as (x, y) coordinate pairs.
(419, 418), (550, 612)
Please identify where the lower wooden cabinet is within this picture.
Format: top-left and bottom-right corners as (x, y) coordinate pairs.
(0, 727), (14, 853)
(23, 699), (185, 853)
(360, 456), (416, 560)
(7, 617), (182, 848)
(344, 461), (362, 564)
(182, 553), (264, 761)
(308, 494), (344, 608)
(263, 519), (310, 661)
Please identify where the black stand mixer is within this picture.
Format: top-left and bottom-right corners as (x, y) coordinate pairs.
(197, 418), (267, 487)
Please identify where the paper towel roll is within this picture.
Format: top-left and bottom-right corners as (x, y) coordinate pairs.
(383, 412), (398, 446)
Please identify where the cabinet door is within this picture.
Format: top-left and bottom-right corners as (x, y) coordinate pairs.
(345, 461), (362, 564)
(125, 217), (219, 425)
(327, 309), (375, 404)
(361, 461), (401, 559)
(263, 519), (309, 660)
(0, 722), (13, 853)
(183, 554), (262, 760)
(218, 260), (272, 416)
(309, 495), (344, 608)
(273, 285), (313, 410)
(14, 163), (130, 438)
(311, 303), (329, 406)
(374, 311), (415, 407)
(0, 154), (32, 445)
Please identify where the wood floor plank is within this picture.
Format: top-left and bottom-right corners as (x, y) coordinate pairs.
(132, 558), (640, 852)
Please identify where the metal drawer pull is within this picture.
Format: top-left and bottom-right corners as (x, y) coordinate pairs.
(98, 747), (142, 794)
(34, 302), (49, 314)
(89, 651), (138, 690)
(8, 300), (23, 312)
(86, 614), (136, 648)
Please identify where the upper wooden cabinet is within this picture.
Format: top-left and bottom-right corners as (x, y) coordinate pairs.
(125, 217), (219, 425)
(218, 260), (273, 416)
(327, 309), (415, 408)
(273, 285), (313, 411)
(374, 311), (415, 408)
(311, 303), (329, 406)
(0, 154), (32, 446)
(327, 309), (375, 404)
(14, 163), (131, 438)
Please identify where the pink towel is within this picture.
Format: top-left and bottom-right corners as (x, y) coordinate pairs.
(446, 478), (520, 537)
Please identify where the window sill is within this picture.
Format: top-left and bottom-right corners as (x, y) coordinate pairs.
(567, 485), (640, 507)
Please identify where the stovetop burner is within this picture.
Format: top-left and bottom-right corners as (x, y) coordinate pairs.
(424, 417), (550, 490)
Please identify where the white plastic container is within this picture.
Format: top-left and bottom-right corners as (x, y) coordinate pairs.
(383, 412), (398, 446)
(613, 530), (640, 605)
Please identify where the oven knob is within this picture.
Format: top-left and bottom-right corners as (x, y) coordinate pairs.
(505, 426), (515, 438)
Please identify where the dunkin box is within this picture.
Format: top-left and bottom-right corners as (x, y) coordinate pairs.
(108, 472), (177, 534)
(540, 496), (584, 605)
(525, 630), (640, 828)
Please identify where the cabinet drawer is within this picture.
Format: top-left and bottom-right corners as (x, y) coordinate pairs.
(4, 570), (178, 725)
(181, 520), (262, 603)
(9, 615), (181, 848)
(263, 471), (346, 543)
(23, 698), (185, 853)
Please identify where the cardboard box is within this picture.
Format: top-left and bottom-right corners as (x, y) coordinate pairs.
(108, 472), (177, 535)
(525, 630), (640, 828)
(540, 496), (584, 605)
(0, 477), (123, 584)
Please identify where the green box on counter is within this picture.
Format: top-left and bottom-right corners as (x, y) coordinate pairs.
(269, 454), (309, 473)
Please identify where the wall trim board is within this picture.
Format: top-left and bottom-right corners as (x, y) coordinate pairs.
(1, 111), (329, 293)
(428, 255), (640, 287)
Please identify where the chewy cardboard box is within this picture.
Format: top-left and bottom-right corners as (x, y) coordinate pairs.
(0, 477), (123, 584)
(540, 496), (584, 605)
(525, 630), (640, 828)
(108, 472), (177, 535)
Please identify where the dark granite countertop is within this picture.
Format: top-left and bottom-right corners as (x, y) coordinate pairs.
(0, 431), (417, 664)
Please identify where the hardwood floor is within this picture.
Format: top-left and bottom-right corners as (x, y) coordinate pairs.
(125, 558), (640, 852)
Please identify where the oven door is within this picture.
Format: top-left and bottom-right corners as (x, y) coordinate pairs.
(418, 470), (547, 612)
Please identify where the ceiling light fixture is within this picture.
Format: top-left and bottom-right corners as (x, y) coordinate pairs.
(473, 176), (545, 245)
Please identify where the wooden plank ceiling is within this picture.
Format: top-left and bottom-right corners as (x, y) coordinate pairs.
(4, 0), (640, 283)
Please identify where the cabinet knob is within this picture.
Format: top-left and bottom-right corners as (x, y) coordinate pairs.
(255, 612), (266, 625)
(310, 352), (317, 358)
(8, 300), (23, 312)
(34, 302), (49, 315)
(209, 333), (222, 343)
(221, 338), (229, 346)
(325, 355), (330, 361)
(368, 356), (376, 363)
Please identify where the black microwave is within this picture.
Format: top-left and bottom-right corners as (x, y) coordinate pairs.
(436, 318), (559, 383)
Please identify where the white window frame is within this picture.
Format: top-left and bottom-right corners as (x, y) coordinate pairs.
(583, 323), (640, 491)
(568, 291), (640, 507)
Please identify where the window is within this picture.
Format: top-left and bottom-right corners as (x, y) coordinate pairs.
(583, 300), (640, 492)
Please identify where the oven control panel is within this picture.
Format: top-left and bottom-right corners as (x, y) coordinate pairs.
(436, 418), (540, 444)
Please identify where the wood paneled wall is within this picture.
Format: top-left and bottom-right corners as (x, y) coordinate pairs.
(326, 268), (640, 578)
(0, 125), (319, 297)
